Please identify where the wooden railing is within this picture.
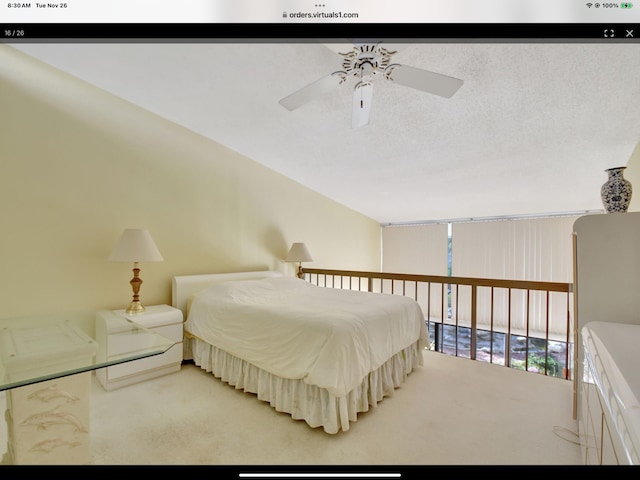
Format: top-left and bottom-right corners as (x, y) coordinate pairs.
(301, 268), (574, 380)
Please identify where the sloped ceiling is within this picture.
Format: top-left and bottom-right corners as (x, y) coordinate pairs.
(9, 41), (640, 224)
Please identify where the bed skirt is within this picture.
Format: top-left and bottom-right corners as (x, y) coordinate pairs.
(185, 336), (425, 434)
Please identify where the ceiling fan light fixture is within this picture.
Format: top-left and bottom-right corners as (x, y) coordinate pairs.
(352, 82), (373, 129)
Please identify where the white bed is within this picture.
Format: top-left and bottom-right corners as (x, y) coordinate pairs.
(172, 270), (429, 434)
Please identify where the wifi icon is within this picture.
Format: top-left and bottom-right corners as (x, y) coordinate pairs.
(587, 2), (593, 6)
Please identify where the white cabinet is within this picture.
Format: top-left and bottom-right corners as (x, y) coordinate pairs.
(96, 305), (183, 391)
(580, 355), (617, 464)
(573, 213), (640, 464)
(579, 321), (640, 465)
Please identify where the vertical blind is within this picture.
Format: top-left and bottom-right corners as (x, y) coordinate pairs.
(451, 216), (575, 283)
(451, 216), (577, 336)
(382, 216), (577, 336)
(382, 223), (449, 275)
(382, 223), (449, 320)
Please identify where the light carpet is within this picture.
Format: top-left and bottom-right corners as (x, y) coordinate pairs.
(1, 350), (582, 466)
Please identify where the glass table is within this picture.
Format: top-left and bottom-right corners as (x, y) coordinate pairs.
(0, 309), (175, 464)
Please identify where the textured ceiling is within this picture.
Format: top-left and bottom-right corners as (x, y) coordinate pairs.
(10, 42), (640, 224)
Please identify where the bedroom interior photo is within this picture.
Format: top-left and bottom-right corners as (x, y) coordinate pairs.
(1, 36), (640, 467)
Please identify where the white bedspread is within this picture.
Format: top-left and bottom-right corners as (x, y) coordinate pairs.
(185, 276), (429, 397)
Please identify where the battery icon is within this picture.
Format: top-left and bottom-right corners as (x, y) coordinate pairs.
(621, 2), (633, 8)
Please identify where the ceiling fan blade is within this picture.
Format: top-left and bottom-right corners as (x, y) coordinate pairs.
(388, 64), (463, 98)
(279, 72), (345, 111)
(352, 82), (373, 129)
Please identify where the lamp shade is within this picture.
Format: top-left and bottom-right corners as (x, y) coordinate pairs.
(285, 242), (313, 263)
(108, 229), (164, 262)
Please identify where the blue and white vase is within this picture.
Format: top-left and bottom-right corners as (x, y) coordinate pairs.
(601, 166), (632, 213)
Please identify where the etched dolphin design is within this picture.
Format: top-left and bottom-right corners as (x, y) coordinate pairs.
(27, 384), (80, 403)
(29, 437), (82, 453)
(19, 407), (87, 433)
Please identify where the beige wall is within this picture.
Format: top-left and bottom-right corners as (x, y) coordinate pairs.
(0, 46), (381, 319)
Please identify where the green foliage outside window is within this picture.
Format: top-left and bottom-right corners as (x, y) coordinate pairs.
(512, 353), (561, 377)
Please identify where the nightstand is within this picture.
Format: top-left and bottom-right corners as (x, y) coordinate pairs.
(95, 304), (183, 391)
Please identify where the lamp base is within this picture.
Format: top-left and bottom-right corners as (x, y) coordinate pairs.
(126, 301), (145, 314)
(126, 263), (145, 314)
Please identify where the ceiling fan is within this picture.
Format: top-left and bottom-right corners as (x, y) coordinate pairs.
(278, 42), (464, 129)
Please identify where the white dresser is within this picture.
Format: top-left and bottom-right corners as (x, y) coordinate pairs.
(96, 304), (183, 391)
(579, 321), (640, 465)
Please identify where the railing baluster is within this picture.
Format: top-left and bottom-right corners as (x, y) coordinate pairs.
(565, 292), (571, 380)
(454, 283), (459, 357)
(506, 288), (512, 369)
(525, 289), (530, 372)
(544, 290), (550, 375)
(470, 284), (476, 361)
(490, 287), (495, 364)
(427, 282), (431, 321)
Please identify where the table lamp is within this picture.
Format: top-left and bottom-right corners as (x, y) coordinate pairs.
(285, 242), (313, 279)
(108, 228), (164, 314)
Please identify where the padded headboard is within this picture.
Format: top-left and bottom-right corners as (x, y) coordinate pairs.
(171, 270), (283, 319)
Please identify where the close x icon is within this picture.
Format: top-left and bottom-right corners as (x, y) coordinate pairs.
(603, 28), (636, 37)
